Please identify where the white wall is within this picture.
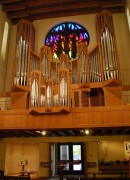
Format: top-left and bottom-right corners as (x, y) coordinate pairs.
(4, 143), (39, 175)
(5, 25), (17, 92)
(0, 140), (6, 170)
(39, 143), (50, 177)
(0, 5), (10, 92)
(98, 141), (126, 162)
(113, 13), (130, 85)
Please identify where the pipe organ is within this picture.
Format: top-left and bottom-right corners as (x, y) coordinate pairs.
(77, 43), (88, 84)
(89, 46), (102, 83)
(46, 80), (53, 107)
(11, 10), (123, 111)
(13, 19), (36, 88)
(31, 73), (39, 107)
(96, 10), (120, 81)
(41, 46), (52, 84)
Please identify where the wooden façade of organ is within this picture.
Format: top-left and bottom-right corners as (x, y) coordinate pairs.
(11, 10), (123, 113)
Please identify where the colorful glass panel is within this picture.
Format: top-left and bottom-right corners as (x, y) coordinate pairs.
(45, 22), (90, 60)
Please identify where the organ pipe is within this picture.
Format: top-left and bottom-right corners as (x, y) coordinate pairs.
(47, 85), (52, 107)
(96, 10), (121, 82)
(14, 35), (29, 86)
(60, 77), (67, 106)
(77, 43), (88, 84)
(31, 78), (38, 107)
(13, 19), (35, 88)
(89, 46), (102, 83)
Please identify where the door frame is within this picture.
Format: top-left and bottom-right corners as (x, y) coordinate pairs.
(57, 142), (84, 175)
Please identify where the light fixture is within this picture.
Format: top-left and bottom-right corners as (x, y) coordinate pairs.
(84, 129), (90, 135)
(41, 131), (46, 135)
(36, 130), (41, 133)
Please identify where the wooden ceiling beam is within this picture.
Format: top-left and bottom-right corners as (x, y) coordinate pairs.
(7, 1), (100, 18)
(2, 0), (126, 12)
(26, 0), (80, 7)
(7, 1), (125, 20)
(30, 3), (99, 14)
(2, 2), (26, 12)
(1, 0), (22, 4)
(1, 0), (126, 24)
(7, 10), (29, 19)
(102, 3), (126, 8)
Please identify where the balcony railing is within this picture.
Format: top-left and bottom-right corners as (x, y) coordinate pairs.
(1, 94), (130, 110)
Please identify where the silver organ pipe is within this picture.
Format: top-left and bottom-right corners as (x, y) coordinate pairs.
(89, 47), (101, 83)
(60, 77), (67, 106)
(109, 30), (119, 79)
(94, 53), (98, 82)
(80, 51), (87, 83)
(105, 27), (113, 78)
(103, 31), (110, 80)
(40, 88), (45, 107)
(40, 93), (45, 107)
(47, 85), (52, 107)
(97, 51), (102, 82)
(31, 78), (38, 107)
(41, 55), (49, 83)
(14, 35), (29, 86)
(23, 42), (28, 86)
(100, 26), (119, 81)
(51, 70), (56, 84)
(30, 52), (40, 77)
(20, 39), (26, 85)
(14, 36), (21, 85)
(93, 53), (96, 82)
(53, 94), (58, 106)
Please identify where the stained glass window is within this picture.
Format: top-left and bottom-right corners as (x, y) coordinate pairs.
(45, 22), (90, 60)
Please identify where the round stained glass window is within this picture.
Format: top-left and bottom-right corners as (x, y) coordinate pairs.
(45, 22), (90, 60)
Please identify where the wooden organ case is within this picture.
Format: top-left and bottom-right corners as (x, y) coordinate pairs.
(11, 10), (123, 112)
(96, 10), (122, 105)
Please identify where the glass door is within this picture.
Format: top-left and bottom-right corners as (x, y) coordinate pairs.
(58, 142), (84, 175)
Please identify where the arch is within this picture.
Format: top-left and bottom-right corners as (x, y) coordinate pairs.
(45, 22), (90, 60)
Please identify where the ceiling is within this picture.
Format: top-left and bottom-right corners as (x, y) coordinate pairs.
(0, 127), (130, 138)
(1, 0), (126, 24)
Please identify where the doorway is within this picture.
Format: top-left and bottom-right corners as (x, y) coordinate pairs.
(57, 142), (84, 175)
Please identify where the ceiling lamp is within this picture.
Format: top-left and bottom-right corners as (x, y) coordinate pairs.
(41, 131), (46, 135)
(84, 129), (90, 135)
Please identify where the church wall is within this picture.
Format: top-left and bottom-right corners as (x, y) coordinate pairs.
(0, 139), (6, 171)
(39, 143), (50, 177)
(4, 143), (39, 176)
(113, 13), (130, 85)
(98, 141), (125, 162)
(86, 142), (99, 172)
(4, 25), (17, 92)
(127, 0), (130, 10)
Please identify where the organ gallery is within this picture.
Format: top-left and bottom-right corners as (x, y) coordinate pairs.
(11, 10), (122, 113)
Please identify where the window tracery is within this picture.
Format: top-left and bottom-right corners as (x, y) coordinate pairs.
(45, 22), (90, 60)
